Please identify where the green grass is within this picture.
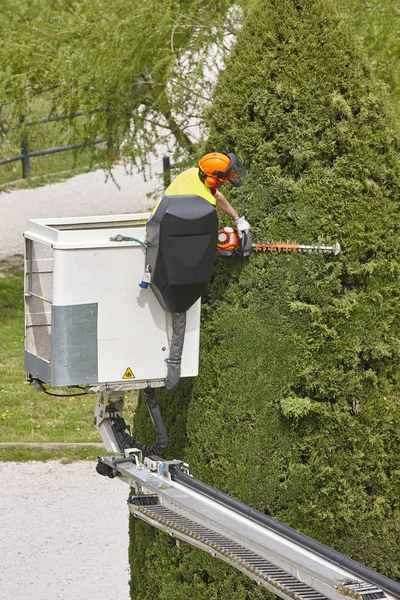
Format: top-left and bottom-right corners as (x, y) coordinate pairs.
(0, 260), (137, 461)
(0, 145), (108, 188)
(0, 152), (107, 191)
(0, 446), (103, 462)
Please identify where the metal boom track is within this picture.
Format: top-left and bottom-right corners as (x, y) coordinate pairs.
(98, 454), (400, 600)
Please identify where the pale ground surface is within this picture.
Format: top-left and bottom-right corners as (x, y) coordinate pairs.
(0, 163), (161, 262)
(0, 461), (131, 600)
(0, 164), (162, 599)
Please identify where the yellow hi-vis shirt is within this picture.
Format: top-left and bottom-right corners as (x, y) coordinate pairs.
(152, 168), (216, 214)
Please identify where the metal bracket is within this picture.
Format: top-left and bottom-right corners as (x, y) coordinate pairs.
(93, 390), (125, 453)
(124, 448), (143, 465)
(142, 457), (192, 480)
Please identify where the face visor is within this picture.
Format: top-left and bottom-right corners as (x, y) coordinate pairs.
(213, 153), (247, 187)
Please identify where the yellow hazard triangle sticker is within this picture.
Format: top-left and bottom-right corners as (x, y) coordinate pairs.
(122, 367), (135, 379)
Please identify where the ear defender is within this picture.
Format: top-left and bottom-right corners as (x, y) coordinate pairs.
(204, 175), (217, 188)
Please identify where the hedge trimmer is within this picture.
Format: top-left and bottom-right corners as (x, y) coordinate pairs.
(217, 227), (340, 258)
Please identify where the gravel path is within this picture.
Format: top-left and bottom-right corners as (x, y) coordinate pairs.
(0, 165), (162, 599)
(0, 163), (161, 262)
(0, 461), (131, 600)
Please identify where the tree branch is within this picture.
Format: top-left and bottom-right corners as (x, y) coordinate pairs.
(162, 108), (195, 155)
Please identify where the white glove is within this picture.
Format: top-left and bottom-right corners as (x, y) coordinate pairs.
(234, 215), (250, 238)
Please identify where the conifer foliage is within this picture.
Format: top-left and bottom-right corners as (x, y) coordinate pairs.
(129, 0), (400, 596)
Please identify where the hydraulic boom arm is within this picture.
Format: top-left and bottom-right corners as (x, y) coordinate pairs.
(96, 451), (400, 600)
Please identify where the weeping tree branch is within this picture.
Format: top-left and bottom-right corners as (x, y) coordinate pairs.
(162, 108), (195, 155)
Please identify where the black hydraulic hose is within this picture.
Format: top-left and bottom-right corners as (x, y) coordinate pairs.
(141, 387), (168, 456)
(111, 388), (168, 457)
(170, 468), (400, 599)
(165, 311), (186, 393)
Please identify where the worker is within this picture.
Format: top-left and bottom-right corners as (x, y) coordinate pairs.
(152, 152), (251, 237)
(145, 152), (250, 391)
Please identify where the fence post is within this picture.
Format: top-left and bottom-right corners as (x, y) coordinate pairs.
(20, 115), (30, 178)
(106, 107), (114, 152)
(163, 155), (171, 188)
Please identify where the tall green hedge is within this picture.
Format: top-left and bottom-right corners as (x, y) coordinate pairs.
(129, 1), (400, 597)
(338, 0), (400, 112)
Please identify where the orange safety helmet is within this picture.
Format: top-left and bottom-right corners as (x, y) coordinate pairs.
(199, 152), (246, 189)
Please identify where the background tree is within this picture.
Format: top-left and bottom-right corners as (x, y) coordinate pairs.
(0, 0), (241, 169)
(130, 0), (400, 597)
(1, 0), (398, 174)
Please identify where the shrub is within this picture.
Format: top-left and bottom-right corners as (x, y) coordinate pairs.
(129, 1), (400, 596)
